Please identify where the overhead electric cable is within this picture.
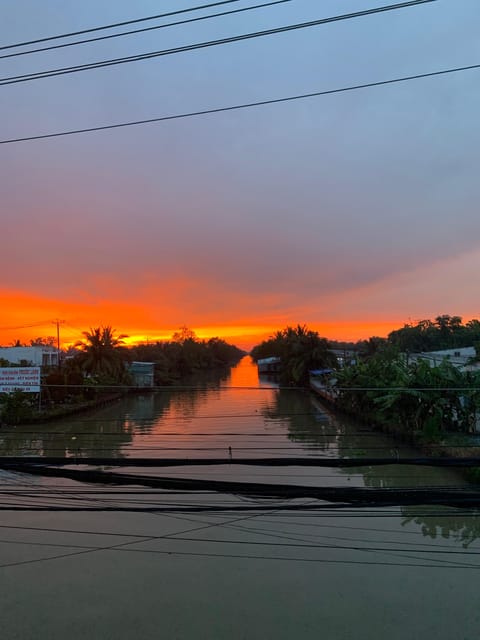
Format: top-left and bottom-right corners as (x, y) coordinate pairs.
(0, 1), (438, 87)
(0, 527), (477, 557)
(0, 1), (293, 60)
(0, 320), (53, 330)
(1, 61), (478, 146)
(0, 0), (242, 51)
(2, 464), (480, 508)
(2, 456), (480, 467)
(0, 0), (292, 60)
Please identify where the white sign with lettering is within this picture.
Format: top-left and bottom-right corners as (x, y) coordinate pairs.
(0, 367), (41, 393)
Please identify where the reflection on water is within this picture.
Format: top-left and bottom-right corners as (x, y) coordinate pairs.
(0, 356), (477, 546)
(0, 413), (134, 459)
(261, 390), (339, 454)
(402, 506), (480, 548)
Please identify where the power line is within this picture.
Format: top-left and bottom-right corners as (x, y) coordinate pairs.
(2, 456), (480, 467)
(0, 528), (478, 557)
(0, 320), (53, 331)
(1, 60), (476, 146)
(0, 1), (438, 87)
(0, 0), (243, 51)
(1, 464), (480, 509)
(0, 519), (470, 540)
(0, 1), (293, 61)
(2, 537), (477, 570)
(15, 382), (480, 390)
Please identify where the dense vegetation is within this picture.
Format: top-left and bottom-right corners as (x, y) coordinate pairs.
(330, 316), (480, 438)
(250, 316), (480, 440)
(334, 350), (480, 438)
(387, 315), (480, 353)
(3, 315), (480, 436)
(330, 315), (480, 357)
(250, 325), (337, 386)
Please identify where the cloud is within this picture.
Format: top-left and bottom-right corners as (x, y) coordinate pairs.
(2, 0), (480, 349)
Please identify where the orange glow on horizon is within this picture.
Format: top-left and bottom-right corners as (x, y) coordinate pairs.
(0, 287), (476, 351)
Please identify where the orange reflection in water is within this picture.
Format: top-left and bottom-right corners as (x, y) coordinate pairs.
(228, 356), (261, 388)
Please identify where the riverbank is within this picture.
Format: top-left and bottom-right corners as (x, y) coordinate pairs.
(0, 356), (471, 492)
(0, 390), (134, 428)
(34, 392), (128, 424)
(309, 378), (480, 463)
(0, 358), (246, 428)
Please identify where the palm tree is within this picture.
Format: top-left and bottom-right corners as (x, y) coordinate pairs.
(282, 326), (337, 385)
(252, 325), (336, 386)
(74, 326), (128, 382)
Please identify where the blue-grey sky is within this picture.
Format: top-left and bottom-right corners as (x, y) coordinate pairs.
(1, 0), (479, 346)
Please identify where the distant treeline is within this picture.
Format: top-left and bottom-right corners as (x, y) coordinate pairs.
(387, 315), (480, 352)
(0, 327), (245, 424)
(329, 315), (480, 356)
(129, 337), (245, 385)
(56, 326), (245, 387)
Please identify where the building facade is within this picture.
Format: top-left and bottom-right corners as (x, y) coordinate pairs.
(0, 346), (59, 368)
(128, 361), (155, 387)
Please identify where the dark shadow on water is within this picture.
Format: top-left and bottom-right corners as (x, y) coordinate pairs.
(401, 505), (480, 548)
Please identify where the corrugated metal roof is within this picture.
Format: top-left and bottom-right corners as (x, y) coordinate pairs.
(257, 357), (281, 365)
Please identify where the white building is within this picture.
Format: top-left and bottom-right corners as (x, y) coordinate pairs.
(408, 347), (477, 370)
(0, 346), (59, 368)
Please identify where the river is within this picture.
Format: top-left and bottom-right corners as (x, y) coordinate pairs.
(1, 357), (480, 639)
(0, 356), (472, 490)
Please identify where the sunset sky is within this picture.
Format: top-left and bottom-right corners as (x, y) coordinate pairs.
(2, 0), (479, 350)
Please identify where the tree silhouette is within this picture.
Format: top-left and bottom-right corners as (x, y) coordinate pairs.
(251, 325), (337, 385)
(74, 326), (128, 382)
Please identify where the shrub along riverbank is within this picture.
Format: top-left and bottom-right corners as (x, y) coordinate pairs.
(333, 351), (480, 439)
(322, 350), (480, 479)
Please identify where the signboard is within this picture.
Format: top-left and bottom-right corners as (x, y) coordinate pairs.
(0, 367), (41, 393)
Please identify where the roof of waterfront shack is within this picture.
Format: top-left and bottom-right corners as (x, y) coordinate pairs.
(257, 357), (281, 365)
(128, 361), (155, 371)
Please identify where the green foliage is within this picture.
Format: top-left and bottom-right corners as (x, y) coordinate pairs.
(360, 336), (390, 359)
(388, 315), (480, 352)
(466, 468), (480, 484)
(43, 370), (86, 403)
(251, 325), (337, 386)
(72, 326), (129, 384)
(44, 371), (67, 403)
(0, 391), (35, 425)
(335, 352), (480, 438)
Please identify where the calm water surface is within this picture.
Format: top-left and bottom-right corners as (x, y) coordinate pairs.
(0, 356), (471, 490)
(2, 357), (480, 639)
(1, 357), (478, 537)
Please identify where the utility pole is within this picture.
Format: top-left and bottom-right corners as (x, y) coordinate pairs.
(53, 319), (65, 369)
